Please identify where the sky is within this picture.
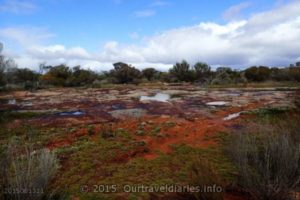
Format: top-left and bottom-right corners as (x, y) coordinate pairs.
(0, 0), (300, 71)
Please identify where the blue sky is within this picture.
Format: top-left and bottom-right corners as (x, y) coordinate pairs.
(0, 0), (299, 71)
(0, 0), (275, 49)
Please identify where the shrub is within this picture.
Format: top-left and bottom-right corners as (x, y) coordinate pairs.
(193, 62), (212, 83)
(245, 66), (271, 82)
(142, 68), (158, 81)
(68, 66), (98, 86)
(0, 54), (6, 86)
(169, 60), (194, 82)
(211, 67), (246, 85)
(190, 157), (224, 200)
(288, 67), (300, 82)
(270, 67), (290, 81)
(100, 123), (116, 138)
(40, 64), (72, 86)
(6, 68), (39, 84)
(0, 138), (58, 200)
(227, 123), (300, 200)
(109, 62), (142, 84)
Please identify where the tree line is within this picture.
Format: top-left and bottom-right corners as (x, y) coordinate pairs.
(1, 53), (300, 90)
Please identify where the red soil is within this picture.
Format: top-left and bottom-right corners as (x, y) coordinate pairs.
(45, 101), (264, 159)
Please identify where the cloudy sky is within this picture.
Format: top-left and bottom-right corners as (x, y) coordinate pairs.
(0, 0), (299, 71)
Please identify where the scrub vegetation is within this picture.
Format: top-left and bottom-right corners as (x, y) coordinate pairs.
(1, 48), (300, 91)
(0, 47), (300, 200)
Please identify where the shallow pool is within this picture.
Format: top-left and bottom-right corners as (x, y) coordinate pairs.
(140, 93), (170, 102)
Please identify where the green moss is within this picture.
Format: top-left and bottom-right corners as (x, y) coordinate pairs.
(150, 126), (161, 136)
(135, 130), (145, 136)
(163, 121), (176, 128)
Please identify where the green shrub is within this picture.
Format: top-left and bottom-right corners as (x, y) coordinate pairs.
(245, 66), (271, 82)
(0, 138), (58, 200)
(142, 68), (158, 81)
(109, 62), (142, 84)
(227, 123), (300, 200)
(190, 158), (224, 200)
(100, 124), (116, 138)
(169, 60), (194, 82)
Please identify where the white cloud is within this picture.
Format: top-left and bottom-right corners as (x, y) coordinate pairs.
(134, 10), (156, 18)
(27, 45), (91, 60)
(1, 1), (300, 71)
(0, 26), (54, 47)
(0, 0), (37, 14)
(98, 1), (300, 68)
(222, 2), (251, 21)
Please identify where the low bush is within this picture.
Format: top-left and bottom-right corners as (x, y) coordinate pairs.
(0, 137), (58, 200)
(227, 122), (300, 200)
(190, 158), (224, 200)
(100, 123), (116, 139)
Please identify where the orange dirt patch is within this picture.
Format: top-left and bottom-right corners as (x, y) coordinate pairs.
(115, 101), (266, 160)
(111, 115), (228, 160)
(45, 101), (266, 160)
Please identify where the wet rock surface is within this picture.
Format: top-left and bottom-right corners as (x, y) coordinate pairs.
(0, 86), (298, 126)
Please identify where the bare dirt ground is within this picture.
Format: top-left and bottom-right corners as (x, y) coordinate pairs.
(0, 85), (299, 199)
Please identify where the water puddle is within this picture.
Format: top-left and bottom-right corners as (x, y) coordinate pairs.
(223, 112), (242, 121)
(8, 99), (17, 105)
(140, 93), (170, 102)
(228, 92), (241, 97)
(58, 111), (85, 116)
(111, 104), (125, 110)
(22, 102), (33, 107)
(206, 101), (228, 106)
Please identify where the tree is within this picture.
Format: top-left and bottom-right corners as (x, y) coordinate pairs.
(2, 58), (18, 83)
(109, 62), (142, 84)
(288, 66), (300, 82)
(69, 66), (98, 86)
(0, 54), (5, 86)
(40, 64), (72, 86)
(211, 67), (233, 85)
(0, 43), (26, 87)
(142, 68), (157, 81)
(245, 66), (271, 82)
(211, 67), (246, 85)
(270, 67), (290, 81)
(0, 43), (7, 86)
(193, 62), (211, 83)
(169, 60), (193, 82)
(14, 68), (39, 84)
